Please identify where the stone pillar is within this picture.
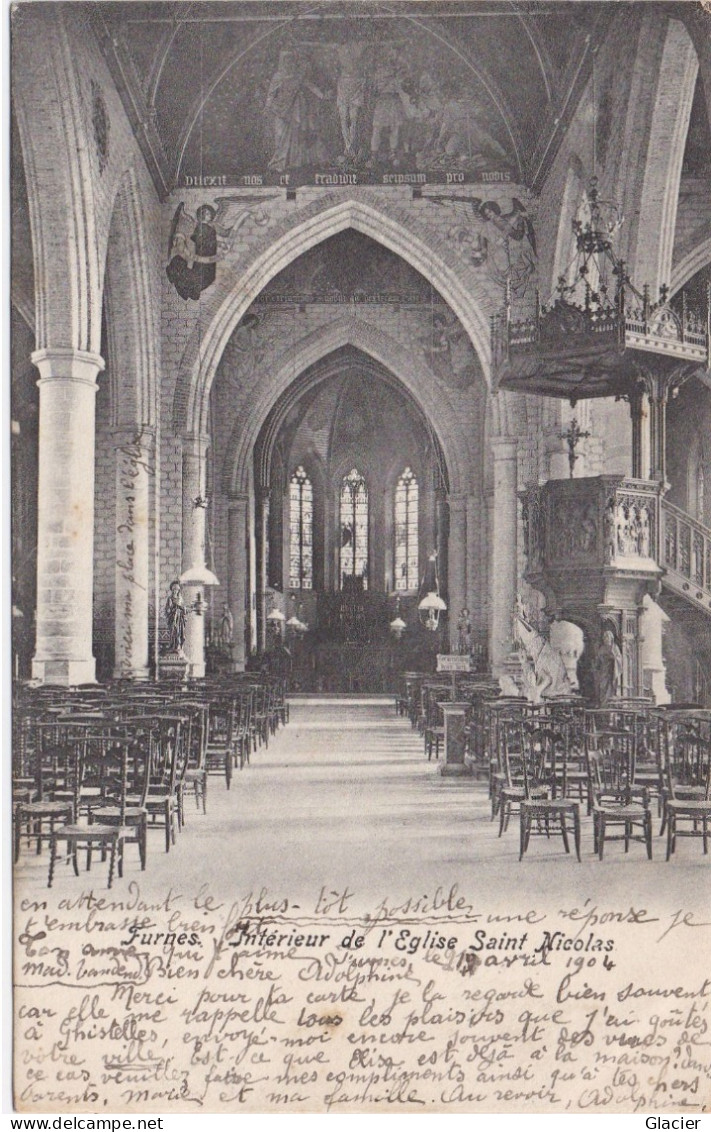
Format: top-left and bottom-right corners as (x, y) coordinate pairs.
(447, 494), (467, 652)
(181, 434), (211, 679)
(639, 595), (670, 704)
(621, 608), (643, 699)
(435, 483), (448, 607)
(228, 494), (249, 671)
(630, 389), (647, 480)
(248, 489), (258, 654)
(490, 438), (518, 672)
(257, 488), (270, 651)
(648, 385), (668, 485)
(466, 493), (486, 651)
(323, 488), (334, 591)
(113, 426), (153, 680)
(31, 348), (104, 685)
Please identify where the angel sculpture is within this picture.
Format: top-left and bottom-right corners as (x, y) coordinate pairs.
(166, 196), (271, 301)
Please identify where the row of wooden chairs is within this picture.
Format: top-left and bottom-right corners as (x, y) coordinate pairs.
(12, 674), (290, 887)
(395, 673), (710, 862)
(486, 700), (710, 861)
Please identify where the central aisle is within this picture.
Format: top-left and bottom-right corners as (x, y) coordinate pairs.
(173, 694), (488, 904)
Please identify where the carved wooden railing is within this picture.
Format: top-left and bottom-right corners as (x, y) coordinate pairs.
(493, 280), (711, 374)
(660, 499), (711, 613)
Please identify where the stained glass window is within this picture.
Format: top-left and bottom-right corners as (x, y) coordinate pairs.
(340, 468), (368, 589)
(289, 466), (313, 589)
(394, 467), (419, 591)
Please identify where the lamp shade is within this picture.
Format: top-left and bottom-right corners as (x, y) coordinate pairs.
(267, 608), (287, 622)
(180, 566), (220, 586)
(418, 591), (447, 613)
(389, 616), (407, 632)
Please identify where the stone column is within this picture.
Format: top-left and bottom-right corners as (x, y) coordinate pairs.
(629, 389), (648, 480)
(228, 494), (249, 671)
(466, 493), (485, 648)
(639, 595), (670, 704)
(31, 347), (104, 685)
(257, 488), (270, 651)
(248, 489), (258, 654)
(113, 426), (153, 680)
(648, 384), (668, 485)
(447, 494), (467, 652)
(490, 438), (518, 672)
(181, 434), (211, 679)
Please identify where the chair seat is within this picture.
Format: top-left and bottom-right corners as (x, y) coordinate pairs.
(524, 798), (579, 811)
(595, 803), (648, 820)
(18, 801), (73, 816)
(666, 799), (711, 814)
(52, 822), (123, 840)
(90, 805), (146, 822)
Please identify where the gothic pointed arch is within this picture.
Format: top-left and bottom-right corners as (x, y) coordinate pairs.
(172, 195), (497, 438)
(220, 316), (469, 498)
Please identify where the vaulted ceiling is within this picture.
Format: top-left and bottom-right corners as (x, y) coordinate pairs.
(89, 0), (625, 197)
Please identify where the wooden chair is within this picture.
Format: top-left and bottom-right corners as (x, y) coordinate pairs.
(586, 723), (653, 860)
(662, 730), (711, 860)
(495, 717), (528, 834)
(205, 699), (236, 788)
(142, 715), (185, 852)
(658, 714), (709, 835)
(87, 734), (150, 871)
(181, 703), (210, 816)
(423, 683), (448, 762)
(14, 723), (79, 862)
(519, 722), (581, 862)
(48, 738), (134, 889)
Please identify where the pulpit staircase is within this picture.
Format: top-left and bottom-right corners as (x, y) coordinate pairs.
(658, 499), (711, 698)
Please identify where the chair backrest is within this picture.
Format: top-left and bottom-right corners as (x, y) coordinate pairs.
(584, 716), (634, 799)
(34, 722), (88, 804)
(664, 717), (711, 801)
(144, 715), (183, 793)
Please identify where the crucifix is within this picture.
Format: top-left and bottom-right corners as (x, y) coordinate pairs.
(559, 416), (591, 478)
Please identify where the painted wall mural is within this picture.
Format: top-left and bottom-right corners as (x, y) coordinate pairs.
(180, 29), (515, 188)
(166, 194), (276, 299)
(425, 191), (537, 296)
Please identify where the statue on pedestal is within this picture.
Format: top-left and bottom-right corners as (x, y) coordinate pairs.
(457, 608), (472, 655)
(219, 603), (234, 646)
(595, 627), (623, 703)
(164, 580), (187, 656)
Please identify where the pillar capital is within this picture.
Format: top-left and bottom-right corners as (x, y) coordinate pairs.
(490, 436), (519, 460)
(182, 432), (210, 459)
(112, 423), (155, 450)
(228, 492), (250, 510)
(32, 347), (105, 385)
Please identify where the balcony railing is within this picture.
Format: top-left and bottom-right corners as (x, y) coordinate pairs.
(660, 499), (711, 613)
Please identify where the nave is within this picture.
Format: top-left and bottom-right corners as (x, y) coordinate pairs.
(14, 695), (707, 913)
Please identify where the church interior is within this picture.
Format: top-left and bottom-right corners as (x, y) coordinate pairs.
(10, 0), (711, 900)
